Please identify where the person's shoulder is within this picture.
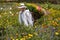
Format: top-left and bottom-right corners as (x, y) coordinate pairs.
(25, 9), (30, 12)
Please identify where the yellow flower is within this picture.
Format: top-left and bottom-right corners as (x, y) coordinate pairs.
(10, 36), (13, 39)
(28, 34), (33, 37)
(20, 38), (26, 40)
(16, 33), (18, 36)
(28, 37), (31, 39)
(58, 18), (60, 20)
(52, 21), (55, 23)
(12, 14), (14, 16)
(55, 32), (59, 35)
(16, 39), (18, 40)
(55, 19), (58, 22)
(12, 39), (15, 40)
(23, 36), (28, 38)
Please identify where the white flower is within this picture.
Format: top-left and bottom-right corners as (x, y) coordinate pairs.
(10, 7), (12, 10)
(0, 8), (3, 10)
(9, 11), (12, 14)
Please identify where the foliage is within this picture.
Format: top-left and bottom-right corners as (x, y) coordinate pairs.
(0, 3), (60, 40)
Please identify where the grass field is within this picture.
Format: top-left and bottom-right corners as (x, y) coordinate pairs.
(0, 3), (60, 40)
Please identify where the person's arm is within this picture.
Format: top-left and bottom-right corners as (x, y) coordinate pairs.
(26, 10), (33, 21)
(26, 10), (34, 26)
(37, 6), (47, 15)
(41, 8), (47, 15)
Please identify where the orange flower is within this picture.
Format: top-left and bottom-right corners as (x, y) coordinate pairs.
(42, 24), (48, 28)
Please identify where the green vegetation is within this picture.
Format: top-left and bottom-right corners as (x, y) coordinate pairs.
(0, 3), (60, 40)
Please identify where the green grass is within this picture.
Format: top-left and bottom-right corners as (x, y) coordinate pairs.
(0, 3), (60, 40)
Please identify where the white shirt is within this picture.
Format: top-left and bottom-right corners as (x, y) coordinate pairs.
(19, 9), (33, 26)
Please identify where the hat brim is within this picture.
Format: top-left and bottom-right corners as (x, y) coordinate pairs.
(18, 6), (27, 8)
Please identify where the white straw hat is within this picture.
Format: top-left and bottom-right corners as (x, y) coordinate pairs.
(20, 3), (25, 6)
(18, 6), (27, 8)
(18, 3), (27, 8)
